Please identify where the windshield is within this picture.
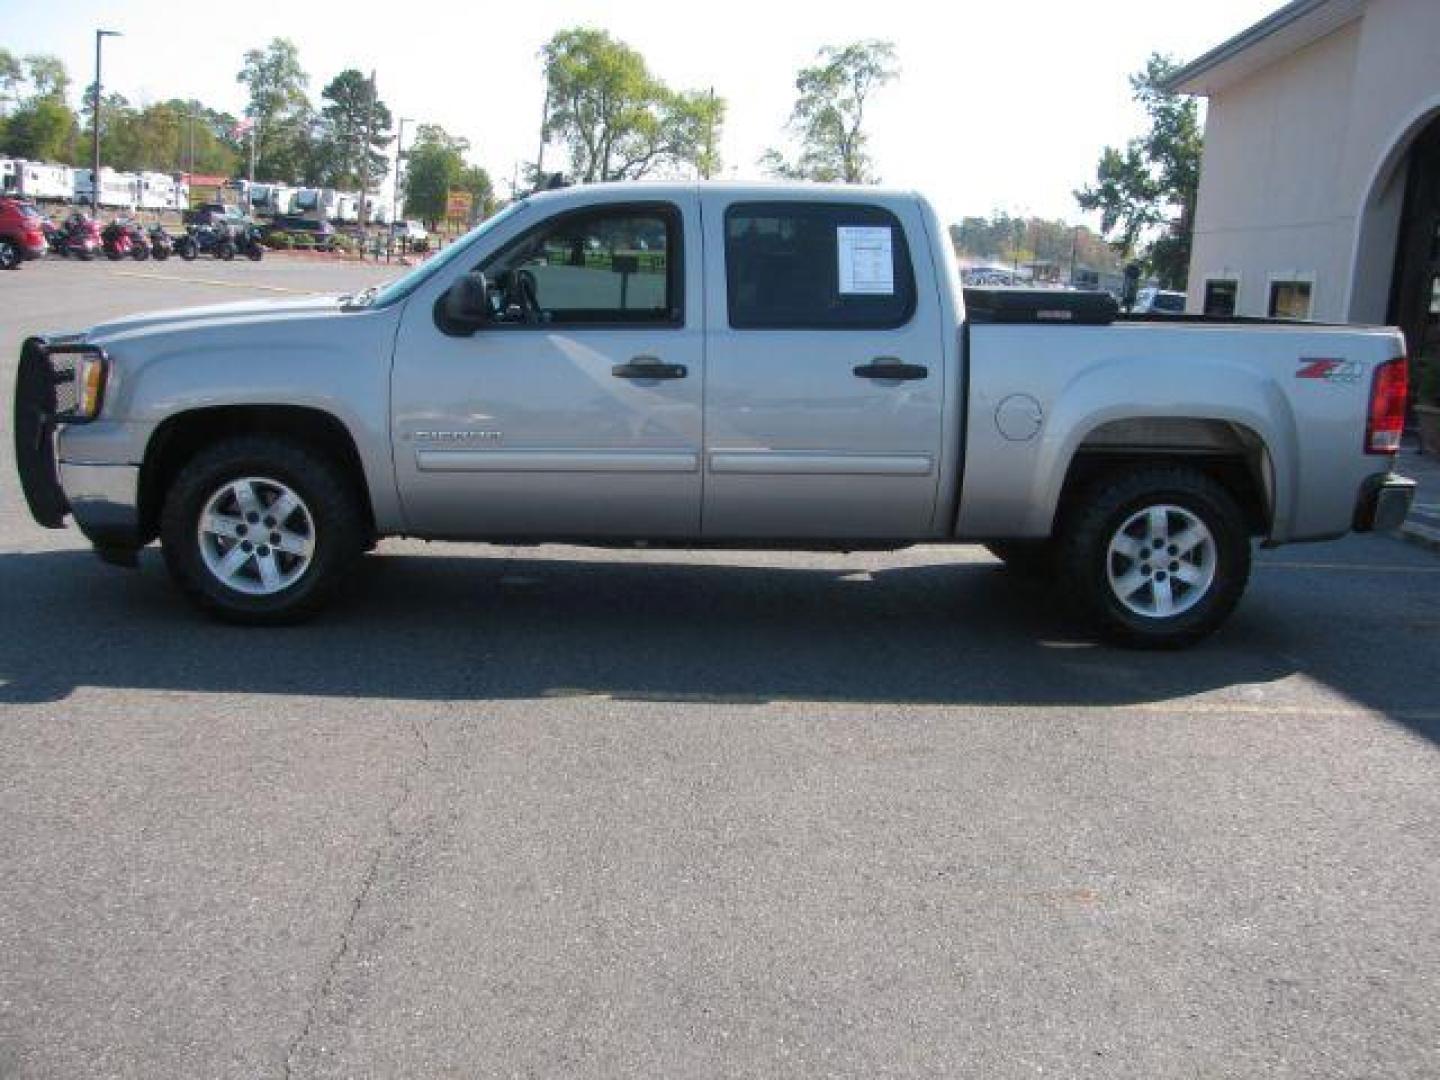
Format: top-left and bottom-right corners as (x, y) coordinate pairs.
(358, 200), (531, 310)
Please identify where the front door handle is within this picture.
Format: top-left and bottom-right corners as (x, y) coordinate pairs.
(853, 357), (928, 381)
(612, 356), (688, 380)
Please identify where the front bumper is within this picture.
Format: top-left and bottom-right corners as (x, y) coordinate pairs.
(1353, 473), (1415, 533)
(14, 336), (141, 551)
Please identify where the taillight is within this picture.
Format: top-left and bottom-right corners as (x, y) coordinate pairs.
(1366, 357), (1408, 455)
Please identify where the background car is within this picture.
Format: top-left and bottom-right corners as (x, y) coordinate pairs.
(0, 196), (48, 269)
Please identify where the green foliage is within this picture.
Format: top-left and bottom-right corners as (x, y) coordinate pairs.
(1075, 53), (1201, 288)
(236, 38), (312, 180)
(950, 213), (1120, 276)
(24, 54), (70, 100)
(0, 48), (23, 116)
(541, 28), (724, 183)
(762, 40), (896, 183)
(265, 231), (293, 250)
(403, 124), (468, 228)
(312, 69), (392, 190)
(4, 95), (79, 161)
(0, 51), (79, 161)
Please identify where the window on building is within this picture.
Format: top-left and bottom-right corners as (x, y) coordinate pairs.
(1203, 279), (1238, 317)
(724, 202), (916, 329)
(1268, 280), (1313, 320)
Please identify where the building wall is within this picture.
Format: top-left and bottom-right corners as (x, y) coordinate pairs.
(1185, 0), (1440, 323)
(1186, 19), (1362, 320)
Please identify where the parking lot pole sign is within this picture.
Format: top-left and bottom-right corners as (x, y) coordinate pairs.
(445, 190), (472, 235)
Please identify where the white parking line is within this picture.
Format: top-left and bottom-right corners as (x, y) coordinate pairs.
(1260, 560), (1440, 573)
(108, 270), (310, 294)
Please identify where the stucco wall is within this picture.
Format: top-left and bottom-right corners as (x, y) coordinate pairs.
(1184, 0), (1440, 323)
(1186, 19), (1361, 320)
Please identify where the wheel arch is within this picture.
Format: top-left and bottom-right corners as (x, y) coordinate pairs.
(137, 404), (376, 545)
(1054, 416), (1277, 538)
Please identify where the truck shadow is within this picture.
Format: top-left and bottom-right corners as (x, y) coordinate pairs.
(0, 546), (1435, 745)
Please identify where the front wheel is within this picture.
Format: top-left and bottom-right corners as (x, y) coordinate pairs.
(160, 436), (367, 624)
(0, 241), (18, 270)
(217, 241), (236, 261)
(132, 246), (150, 261)
(177, 239), (197, 261)
(1055, 465), (1251, 648)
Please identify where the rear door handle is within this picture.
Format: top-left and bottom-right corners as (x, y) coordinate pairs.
(853, 358), (928, 381)
(612, 356), (688, 380)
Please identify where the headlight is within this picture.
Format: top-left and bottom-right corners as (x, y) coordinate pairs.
(73, 352), (108, 420)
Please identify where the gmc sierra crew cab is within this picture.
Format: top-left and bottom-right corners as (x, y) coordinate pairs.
(13, 183), (1417, 646)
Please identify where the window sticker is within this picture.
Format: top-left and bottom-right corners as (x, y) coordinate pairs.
(837, 226), (894, 295)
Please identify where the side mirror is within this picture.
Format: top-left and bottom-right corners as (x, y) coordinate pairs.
(444, 271), (490, 326)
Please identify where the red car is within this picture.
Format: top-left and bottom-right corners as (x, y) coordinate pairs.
(0, 197), (48, 270)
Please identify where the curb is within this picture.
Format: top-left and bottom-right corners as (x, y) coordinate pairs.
(1396, 519), (1440, 554)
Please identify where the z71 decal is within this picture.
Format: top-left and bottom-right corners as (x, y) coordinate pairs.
(1296, 358), (1365, 384)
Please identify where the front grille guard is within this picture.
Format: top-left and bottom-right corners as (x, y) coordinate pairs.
(13, 337), (109, 528)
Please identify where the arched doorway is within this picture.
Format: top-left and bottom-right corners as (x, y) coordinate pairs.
(1388, 114), (1440, 428)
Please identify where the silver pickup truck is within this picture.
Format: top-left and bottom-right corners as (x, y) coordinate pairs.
(13, 182), (1416, 646)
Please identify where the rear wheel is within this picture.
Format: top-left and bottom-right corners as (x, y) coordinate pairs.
(1056, 465), (1251, 648)
(177, 238), (197, 261)
(0, 241), (19, 270)
(160, 436), (366, 624)
(217, 240), (236, 261)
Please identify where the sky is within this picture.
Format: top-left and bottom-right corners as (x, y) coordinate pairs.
(5, 0), (1284, 226)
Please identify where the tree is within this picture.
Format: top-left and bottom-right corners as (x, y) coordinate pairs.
(403, 124), (468, 228)
(540, 28), (724, 183)
(4, 96), (79, 161)
(0, 48), (23, 117)
(1, 53), (79, 161)
(24, 54), (70, 100)
(236, 38), (312, 180)
(1075, 53), (1202, 288)
(313, 69), (392, 190)
(761, 40), (897, 183)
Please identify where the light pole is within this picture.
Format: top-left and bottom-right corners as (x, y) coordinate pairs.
(90, 29), (121, 216)
(392, 117), (412, 225)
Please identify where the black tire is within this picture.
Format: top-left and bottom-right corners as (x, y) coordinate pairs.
(160, 435), (366, 625)
(984, 540), (1057, 577)
(246, 244), (263, 261)
(178, 239), (197, 261)
(1055, 465), (1251, 649)
(217, 241), (236, 261)
(0, 240), (18, 270)
(132, 246), (150, 261)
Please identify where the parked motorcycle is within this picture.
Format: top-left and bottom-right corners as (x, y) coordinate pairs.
(176, 222), (236, 261)
(124, 220), (152, 261)
(46, 213), (102, 260)
(101, 218), (135, 260)
(235, 222), (265, 261)
(148, 225), (175, 261)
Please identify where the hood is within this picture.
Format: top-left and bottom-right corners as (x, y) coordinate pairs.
(83, 294), (347, 344)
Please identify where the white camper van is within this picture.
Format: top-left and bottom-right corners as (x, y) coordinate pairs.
(1, 160), (76, 202)
(74, 168), (139, 210)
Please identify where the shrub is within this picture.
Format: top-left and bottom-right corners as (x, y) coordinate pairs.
(265, 232), (292, 250)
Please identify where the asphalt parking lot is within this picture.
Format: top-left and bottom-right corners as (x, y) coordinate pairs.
(2, 256), (1438, 1079)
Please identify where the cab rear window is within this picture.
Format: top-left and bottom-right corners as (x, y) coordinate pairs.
(724, 202), (916, 330)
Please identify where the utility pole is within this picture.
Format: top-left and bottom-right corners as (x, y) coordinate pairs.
(91, 29), (121, 215)
(534, 83), (551, 191)
(358, 69), (376, 237)
(392, 116), (411, 226)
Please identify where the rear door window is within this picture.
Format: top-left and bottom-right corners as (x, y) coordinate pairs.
(724, 202), (916, 330)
